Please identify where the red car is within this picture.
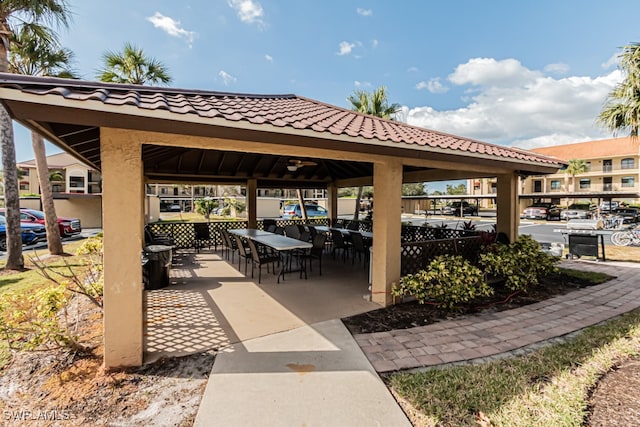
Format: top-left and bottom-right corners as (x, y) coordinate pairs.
(0, 208), (82, 237)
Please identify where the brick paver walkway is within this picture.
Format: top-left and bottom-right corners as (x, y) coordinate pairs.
(354, 260), (640, 373)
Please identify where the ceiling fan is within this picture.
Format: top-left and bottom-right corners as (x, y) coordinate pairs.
(287, 159), (317, 172)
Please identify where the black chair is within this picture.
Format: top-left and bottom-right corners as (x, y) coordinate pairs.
(246, 239), (279, 283)
(330, 229), (352, 262)
(274, 226), (285, 235)
(265, 224), (277, 233)
(220, 229), (238, 262)
(233, 235), (252, 275)
(301, 233), (326, 275)
(285, 224), (301, 239)
(349, 231), (370, 268)
(193, 223), (212, 253)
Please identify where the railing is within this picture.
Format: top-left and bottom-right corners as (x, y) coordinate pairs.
(146, 218), (331, 249)
(400, 235), (482, 276)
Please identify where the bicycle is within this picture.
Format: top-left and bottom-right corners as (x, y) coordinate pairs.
(611, 225), (640, 247)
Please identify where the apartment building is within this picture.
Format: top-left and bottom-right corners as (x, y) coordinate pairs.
(18, 152), (102, 195)
(467, 137), (640, 209)
(523, 137), (639, 206)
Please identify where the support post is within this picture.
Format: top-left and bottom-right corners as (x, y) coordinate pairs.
(246, 179), (257, 229)
(371, 159), (403, 306)
(101, 128), (144, 369)
(496, 173), (519, 243)
(327, 183), (338, 226)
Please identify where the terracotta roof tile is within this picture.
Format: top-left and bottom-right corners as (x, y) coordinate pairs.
(0, 74), (562, 167)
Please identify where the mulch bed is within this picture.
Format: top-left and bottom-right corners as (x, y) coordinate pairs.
(342, 271), (605, 334)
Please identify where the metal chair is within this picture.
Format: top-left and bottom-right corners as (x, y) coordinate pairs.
(246, 239), (279, 283)
(233, 234), (252, 275)
(330, 229), (352, 262)
(193, 223), (212, 253)
(301, 233), (326, 275)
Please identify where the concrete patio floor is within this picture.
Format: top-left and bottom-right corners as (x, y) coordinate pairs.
(143, 248), (381, 362)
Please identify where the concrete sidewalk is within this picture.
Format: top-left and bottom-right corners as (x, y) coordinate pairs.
(194, 319), (411, 426)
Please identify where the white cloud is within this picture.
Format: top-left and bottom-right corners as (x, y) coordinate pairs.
(416, 78), (449, 94)
(146, 12), (195, 46)
(228, 0), (264, 25)
(398, 58), (623, 149)
(218, 70), (237, 86)
(354, 80), (372, 88)
(265, 54), (273, 62)
(602, 52), (619, 69)
(337, 41), (356, 56)
(544, 62), (570, 74)
(371, 39), (378, 48)
(449, 57), (541, 87)
(357, 8), (373, 16)
(407, 66), (419, 73)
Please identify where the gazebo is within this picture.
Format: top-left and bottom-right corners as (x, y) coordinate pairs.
(0, 74), (563, 368)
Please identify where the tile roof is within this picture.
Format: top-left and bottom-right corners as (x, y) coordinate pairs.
(530, 137), (640, 160)
(0, 74), (562, 169)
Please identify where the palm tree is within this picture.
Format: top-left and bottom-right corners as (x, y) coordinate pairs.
(0, 1), (71, 269)
(347, 86), (402, 220)
(9, 24), (77, 255)
(598, 43), (640, 136)
(97, 43), (171, 85)
(565, 159), (589, 196)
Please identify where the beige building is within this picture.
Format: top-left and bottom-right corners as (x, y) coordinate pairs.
(18, 152), (102, 195)
(469, 137), (640, 209)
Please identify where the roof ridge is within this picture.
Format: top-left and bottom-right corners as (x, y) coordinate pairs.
(0, 73), (297, 100)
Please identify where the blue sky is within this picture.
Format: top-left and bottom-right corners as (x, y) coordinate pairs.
(10, 0), (640, 190)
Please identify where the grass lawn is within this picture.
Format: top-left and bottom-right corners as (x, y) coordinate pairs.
(389, 308), (640, 427)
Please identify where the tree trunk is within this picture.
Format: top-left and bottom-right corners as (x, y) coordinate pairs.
(0, 105), (23, 269)
(353, 186), (363, 221)
(296, 189), (307, 220)
(32, 132), (64, 255)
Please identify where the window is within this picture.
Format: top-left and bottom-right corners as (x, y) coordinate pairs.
(550, 180), (561, 190)
(621, 158), (635, 169)
(69, 176), (84, 189)
(603, 159), (612, 172)
(621, 176), (635, 188)
(19, 182), (29, 191)
(533, 180), (542, 192)
(585, 162), (591, 171)
(579, 179), (591, 189)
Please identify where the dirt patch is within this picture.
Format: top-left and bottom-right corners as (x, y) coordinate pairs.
(586, 357), (640, 426)
(0, 295), (215, 426)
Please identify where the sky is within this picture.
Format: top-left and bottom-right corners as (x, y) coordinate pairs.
(8, 0), (640, 191)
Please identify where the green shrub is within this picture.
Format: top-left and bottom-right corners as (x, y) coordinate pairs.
(392, 255), (493, 309)
(479, 234), (559, 292)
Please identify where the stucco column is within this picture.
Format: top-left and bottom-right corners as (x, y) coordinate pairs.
(101, 128), (144, 369)
(496, 173), (519, 243)
(246, 179), (257, 229)
(326, 183), (338, 225)
(371, 159), (403, 306)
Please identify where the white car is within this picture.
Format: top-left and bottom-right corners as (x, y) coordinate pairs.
(560, 204), (593, 220)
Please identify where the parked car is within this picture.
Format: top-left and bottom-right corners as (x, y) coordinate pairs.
(599, 201), (620, 213)
(0, 208), (81, 237)
(441, 201), (478, 216)
(560, 203), (594, 220)
(616, 208), (640, 224)
(521, 202), (562, 220)
(281, 204), (328, 219)
(0, 215), (47, 251)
